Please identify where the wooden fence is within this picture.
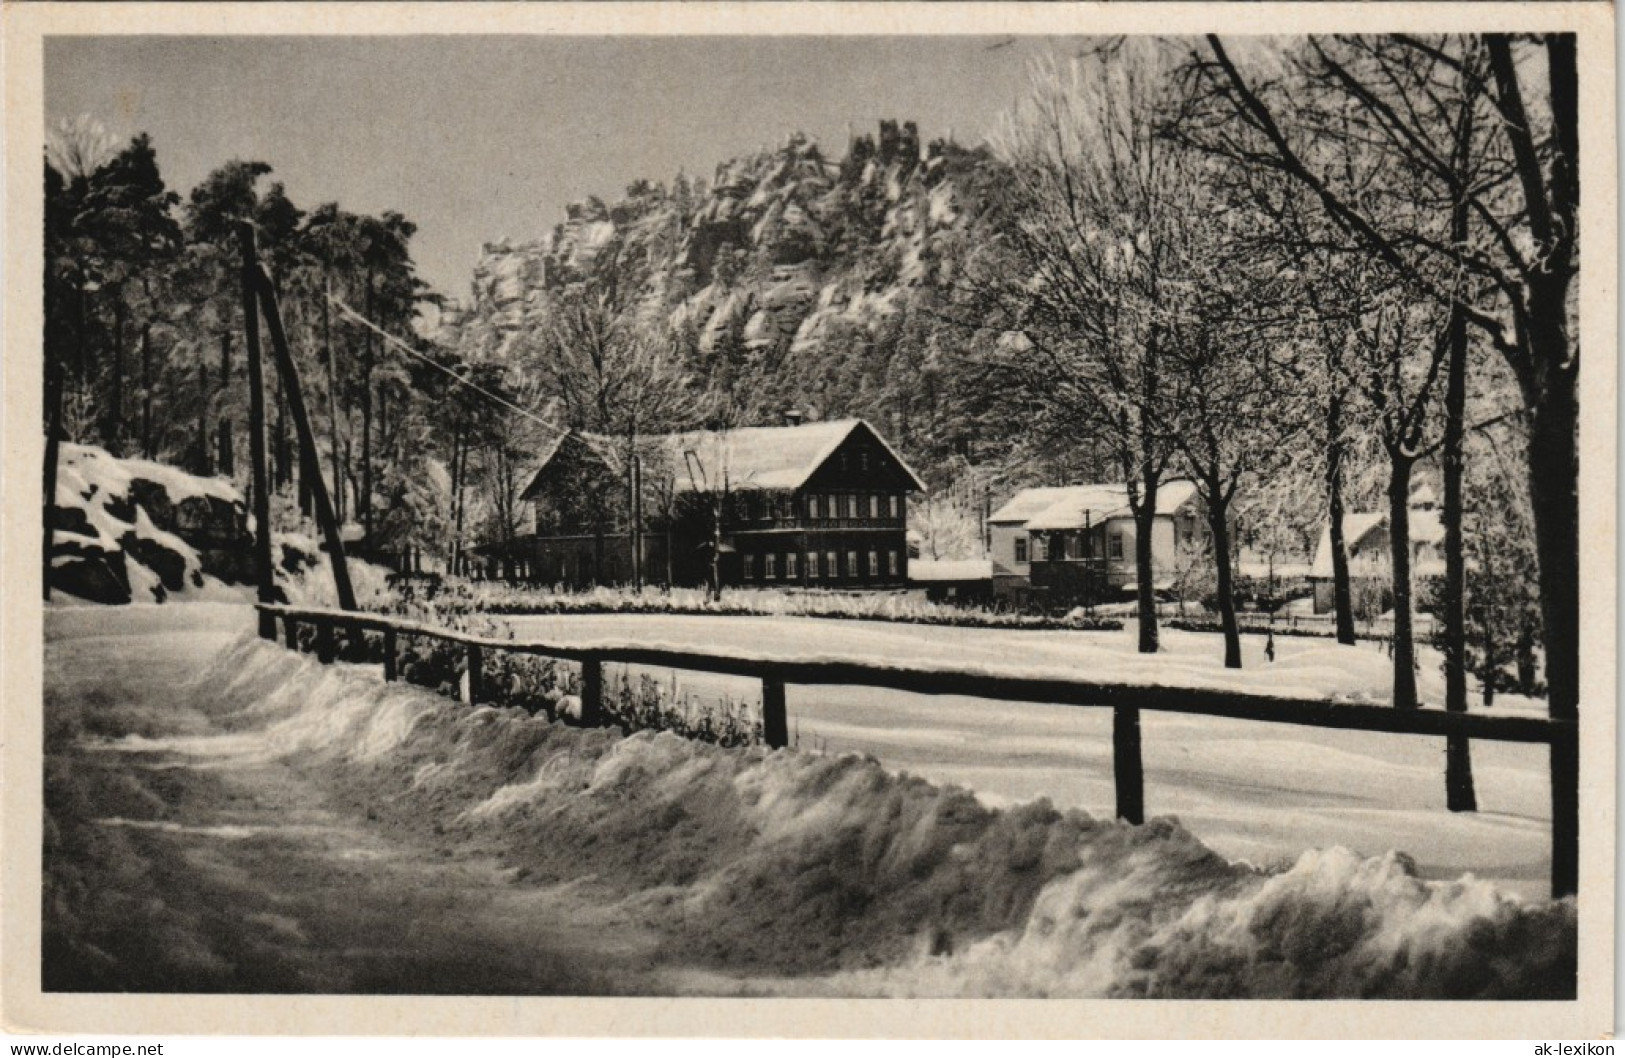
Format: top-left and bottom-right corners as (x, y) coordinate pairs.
(255, 603), (1579, 898)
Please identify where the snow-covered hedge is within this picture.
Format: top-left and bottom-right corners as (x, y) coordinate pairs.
(425, 581), (1125, 633)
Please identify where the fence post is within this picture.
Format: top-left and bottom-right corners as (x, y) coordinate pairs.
(283, 615), (299, 651)
(1551, 724), (1579, 898)
(581, 656), (603, 726)
(1113, 705), (1145, 825)
(466, 643), (484, 705)
(383, 628), (397, 682)
(762, 677), (788, 749)
(316, 619), (335, 664)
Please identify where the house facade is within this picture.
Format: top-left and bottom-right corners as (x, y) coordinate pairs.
(492, 418), (926, 590)
(988, 481), (1207, 607)
(1309, 508), (1444, 618)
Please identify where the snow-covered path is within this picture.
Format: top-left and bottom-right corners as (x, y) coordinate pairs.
(43, 604), (666, 994)
(502, 611), (1554, 898)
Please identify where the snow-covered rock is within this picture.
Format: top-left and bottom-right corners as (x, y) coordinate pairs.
(49, 444), (255, 604)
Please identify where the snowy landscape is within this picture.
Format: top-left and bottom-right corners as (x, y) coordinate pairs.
(34, 29), (1590, 1004)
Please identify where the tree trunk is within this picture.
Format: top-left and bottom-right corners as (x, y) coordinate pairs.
(106, 296), (126, 455)
(197, 360), (210, 475)
(323, 276), (345, 526)
(43, 352), (64, 600)
(139, 323), (153, 458)
(1326, 392), (1357, 645)
(1442, 269), (1476, 812)
(1207, 488), (1241, 669)
(1525, 358), (1578, 721)
(1387, 452), (1418, 710)
(218, 332), (233, 476)
(451, 427), (468, 576)
(709, 512), (723, 602)
(1134, 469), (1161, 654)
(273, 370), (289, 492)
(218, 419), (234, 477)
(361, 270), (374, 546)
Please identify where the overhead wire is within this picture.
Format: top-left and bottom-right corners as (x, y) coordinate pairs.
(325, 293), (566, 437)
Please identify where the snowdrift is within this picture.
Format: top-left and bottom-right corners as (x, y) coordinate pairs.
(170, 634), (1575, 998)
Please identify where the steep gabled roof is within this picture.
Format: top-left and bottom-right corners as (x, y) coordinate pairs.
(520, 418), (925, 501)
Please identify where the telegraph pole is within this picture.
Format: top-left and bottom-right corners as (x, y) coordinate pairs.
(238, 222), (276, 639)
(256, 267), (357, 612)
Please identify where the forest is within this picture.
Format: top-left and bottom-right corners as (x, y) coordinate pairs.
(43, 34), (1575, 760)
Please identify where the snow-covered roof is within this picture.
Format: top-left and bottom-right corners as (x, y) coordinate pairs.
(1309, 509), (1444, 579)
(1020, 480), (1200, 531)
(909, 558), (994, 583)
(520, 418), (925, 500)
(987, 486), (1079, 524)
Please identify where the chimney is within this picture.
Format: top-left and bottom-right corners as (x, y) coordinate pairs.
(783, 407), (805, 427)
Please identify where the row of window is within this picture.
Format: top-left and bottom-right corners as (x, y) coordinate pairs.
(1014, 533), (1126, 564)
(804, 493), (902, 522)
(736, 492), (903, 524)
(742, 549), (902, 582)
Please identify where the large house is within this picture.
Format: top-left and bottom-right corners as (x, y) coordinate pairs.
(1309, 508), (1444, 617)
(987, 480), (1207, 606)
(490, 418), (926, 590)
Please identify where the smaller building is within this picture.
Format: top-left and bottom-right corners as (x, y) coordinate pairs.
(909, 558), (995, 606)
(1309, 508), (1444, 617)
(988, 480), (1207, 608)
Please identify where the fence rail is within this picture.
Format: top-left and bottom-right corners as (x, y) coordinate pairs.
(254, 603), (1578, 898)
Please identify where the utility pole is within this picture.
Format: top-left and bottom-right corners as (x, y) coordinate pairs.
(256, 266), (357, 612)
(238, 222), (276, 639)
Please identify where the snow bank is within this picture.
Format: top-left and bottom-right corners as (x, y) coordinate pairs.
(171, 635), (1575, 997)
(829, 846), (1573, 998)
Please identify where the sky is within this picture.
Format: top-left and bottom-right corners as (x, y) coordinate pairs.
(45, 35), (1085, 298)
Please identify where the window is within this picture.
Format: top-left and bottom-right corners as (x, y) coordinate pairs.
(1015, 537), (1029, 564)
(860, 451), (870, 472)
(808, 552), (819, 579)
(743, 554), (755, 580)
(1110, 532), (1125, 561)
(827, 551), (839, 579)
(867, 550), (879, 576)
(807, 493), (821, 520)
(869, 494), (880, 519)
(851, 495), (861, 520)
(786, 552), (799, 579)
(888, 550), (899, 576)
(889, 494), (900, 519)
(848, 550), (860, 579)
(765, 553), (777, 580)
(1035, 536), (1048, 561)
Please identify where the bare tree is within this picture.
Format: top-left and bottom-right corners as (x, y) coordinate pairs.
(526, 285), (703, 588)
(1159, 197), (1316, 668)
(981, 43), (1198, 653)
(1191, 34), (1580, 731)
